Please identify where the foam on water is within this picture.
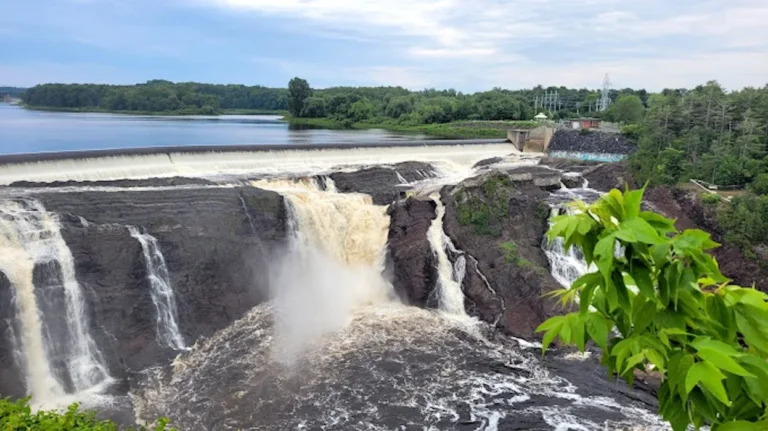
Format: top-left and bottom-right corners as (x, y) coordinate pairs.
(0, 143), (518, 185)
(427, 194), (468, 317)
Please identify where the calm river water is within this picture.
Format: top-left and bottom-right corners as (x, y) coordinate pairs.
(0, 104), (435, 155)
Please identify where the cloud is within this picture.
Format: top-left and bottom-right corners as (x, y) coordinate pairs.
(3, 0), (767, 90)
(199, 0), (768, 91)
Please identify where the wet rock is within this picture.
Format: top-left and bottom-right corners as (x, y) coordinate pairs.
(472, 157), (503, 168)
(561, 173), (584, 189)
(1, 186), (286, 393)
(329, 162), (435, 205)
(0, 272), (25, 398)
(386, 198), (439, 307)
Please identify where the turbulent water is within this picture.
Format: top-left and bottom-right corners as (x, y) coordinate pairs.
(0, 199), (112, 408)
(129, 178), (668, 431)
(128, 227), (187, 351)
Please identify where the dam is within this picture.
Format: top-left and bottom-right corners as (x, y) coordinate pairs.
(0, 138), (668, 430)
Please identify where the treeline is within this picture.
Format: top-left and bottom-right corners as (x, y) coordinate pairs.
(286, 77), (650, 126)
(628, 81), (768, 187)
(22, 78), (650, 121)
(21, 81), (288, 114)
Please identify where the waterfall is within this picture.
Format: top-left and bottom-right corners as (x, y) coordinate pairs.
(251, 178), (393, 361)
(427, 195), (467, 317)
(128, 227), (187, 351)
(0, 199), (112, 407)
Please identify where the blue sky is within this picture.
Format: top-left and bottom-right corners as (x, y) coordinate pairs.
(1, 0), (767, 91)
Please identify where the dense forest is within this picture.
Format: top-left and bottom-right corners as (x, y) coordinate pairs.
(20, 81), (287, 114)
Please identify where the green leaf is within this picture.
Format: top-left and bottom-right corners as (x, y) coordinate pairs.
(716, 421), (760, 431)
(594, 234), (616, 277)
(630, 263), (655, 299)
(632, 300), (656, 335)
(585, 313), (609, 350)
(685, 362), (730, 406)
(645, 348), (666, 373)
(571, 315), (586, 351)
(620, 217), (663, 244)
(640, 210), (677, 235)
(735, 307), (768, 355)
(623, 352), (645, 374)
(696, 348), (755, 377)
(624, 188), (644, 220)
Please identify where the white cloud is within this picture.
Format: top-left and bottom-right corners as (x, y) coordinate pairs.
(200, 0), (768, 90)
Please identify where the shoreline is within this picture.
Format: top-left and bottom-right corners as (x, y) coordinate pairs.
(18, 104), (288, 117)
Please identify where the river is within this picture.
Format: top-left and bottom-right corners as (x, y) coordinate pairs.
(0, 104), (436, 155)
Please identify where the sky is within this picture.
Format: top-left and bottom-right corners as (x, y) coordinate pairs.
(1, 0), (767, 92)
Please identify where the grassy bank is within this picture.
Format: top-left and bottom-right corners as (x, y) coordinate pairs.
(288, 117), (537, 139)
(21, 105), (287, 116)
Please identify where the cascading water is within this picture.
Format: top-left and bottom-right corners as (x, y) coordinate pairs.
(251, 177), (393, 361)
(0, 199), (112, 407)
(128, 227), (187, 351)
(543, 208), (592, 289)
(426, 194), (468, 317)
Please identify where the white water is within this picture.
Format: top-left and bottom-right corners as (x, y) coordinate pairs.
(128, 227), (187, 351)
(252, 178), (393, 362)
(0, 199), (112, 407)
(426, 194), (468, 317)
(0, 144), (519, 185)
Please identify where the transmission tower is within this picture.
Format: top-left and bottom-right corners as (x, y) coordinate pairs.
(599, 73), (612, 112)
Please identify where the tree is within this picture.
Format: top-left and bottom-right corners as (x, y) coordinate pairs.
(610, 95), (645, 124)
(300, 97), (326, 118)
(347, 98), (375, 122)
(287, 77), (311, 117)
(539, 187), (768, 431)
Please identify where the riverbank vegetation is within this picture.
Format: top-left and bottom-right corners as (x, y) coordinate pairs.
(0, 397), (173, 430)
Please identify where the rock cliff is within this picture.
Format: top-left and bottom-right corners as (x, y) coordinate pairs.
(0, 186), (286, 397)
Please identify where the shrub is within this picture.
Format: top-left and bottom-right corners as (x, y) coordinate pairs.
(0, 397), (173, 431)
(538, 187), (768, 431)
(702, 193), (722, 206)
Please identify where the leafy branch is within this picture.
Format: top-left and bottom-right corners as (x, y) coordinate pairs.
(537, 186), (768, 430)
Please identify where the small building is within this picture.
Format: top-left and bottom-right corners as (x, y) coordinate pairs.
(570, 118), (601, 130)
(534, 112), (548, 121)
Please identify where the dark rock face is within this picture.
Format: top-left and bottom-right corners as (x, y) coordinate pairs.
(440, 172), (562, 338)
(548, 130), (636, 155)
(581, 161), (636, 191)
(329, 162), (434, 205)
(386, 198), (438, 307)
(0, 186), (286, 397)
(0, 272), (25, 398)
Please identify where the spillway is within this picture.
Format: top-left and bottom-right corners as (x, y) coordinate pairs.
(0, 142), (518, 186)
